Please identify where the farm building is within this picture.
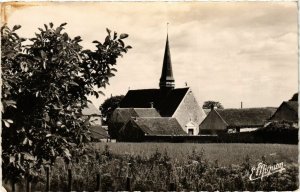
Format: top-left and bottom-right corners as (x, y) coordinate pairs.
(118, 117), (187, 142)
(109, 108), (161, 139)
(269, 101), (298, 124)
(82, 102), (109, 141)
(113, 35), (206, 137)
(82, 102), (102, 126)
(199, 108), (277, 135)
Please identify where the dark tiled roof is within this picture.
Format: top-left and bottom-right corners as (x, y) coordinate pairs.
(82, 102), (101, 116)
(89, 125), (109, 139)
(110, 108), (160, 123)
(216, 108), (277, 128)
(285, 101), (298, 113)
(119, 88), (189, 116)
(120, 89), (159, 108)
(134, 108), (161, 117)
(132, 117), (186, 135)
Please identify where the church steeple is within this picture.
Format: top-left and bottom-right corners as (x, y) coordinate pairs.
(159, 34), (175, 90)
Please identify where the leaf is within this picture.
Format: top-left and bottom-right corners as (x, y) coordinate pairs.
(46, 134), (52, 137)
(43, 61), (46, 69)
(92, 40), (100, 44)
(113, 32), (117, 40)
(120, 33), (129, 39)
(97, 90), (105, 96)
(69, 81), (79, 86)
(22, 138), (28, 145)
(106, 28), (111, 34)
(118, 39), (124, 48)
(110, 68), (117, 72)
(60, 22), (67, 27)
(125, 45), (132, 49)
(41, 50), (47, 59)
(12, 25), (21, 31)
(3, 120), (10, 128)
(49, 22), (53, 28)
(63, 148), (72, 160)
(6, 119), (13, 124)
(55, 26), (63, 34)
(44, 24), (48, 30)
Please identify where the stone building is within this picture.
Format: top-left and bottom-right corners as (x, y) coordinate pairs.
(109, 35), (206, 139)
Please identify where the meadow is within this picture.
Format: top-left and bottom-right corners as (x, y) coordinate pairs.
(92, 142), (298, 166)
(7, 142), (298, 191)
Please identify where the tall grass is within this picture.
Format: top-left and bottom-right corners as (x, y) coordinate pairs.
(26, 143), (298, 191)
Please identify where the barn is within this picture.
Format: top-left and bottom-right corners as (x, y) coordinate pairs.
(269, 101), (298, 124)
(108, 108), (161, 139)
(82, 102), (109, 141)
(199, 108), (277, 135)
(118, 117), (187, 142)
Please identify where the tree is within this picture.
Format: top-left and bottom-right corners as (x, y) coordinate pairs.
(289, 93), (298, 101)
(1, 23), (131, 182)
(100, 95), (124, 124)
(202, 101), (224, 110)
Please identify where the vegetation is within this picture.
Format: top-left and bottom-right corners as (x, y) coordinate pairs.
(202, 100), (224, 109)
(4, 143), (298, 191)
(100, 95), (124, 124)
(1, 23), (131, 182)
(289, 92), (298, 101)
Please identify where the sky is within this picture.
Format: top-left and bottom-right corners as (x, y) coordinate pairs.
(2, 2), (298, 109)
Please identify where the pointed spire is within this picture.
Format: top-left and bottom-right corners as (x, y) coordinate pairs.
(159, 27), (175, 90)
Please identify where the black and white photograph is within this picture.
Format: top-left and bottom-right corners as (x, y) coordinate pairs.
(1, 1), (298, 191)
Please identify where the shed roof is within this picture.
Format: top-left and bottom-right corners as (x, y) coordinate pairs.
(215, 107), (277, 128)
(89, 125), (109, 139)
(131, 117), (187, 135)
(119, 88), (189, 116)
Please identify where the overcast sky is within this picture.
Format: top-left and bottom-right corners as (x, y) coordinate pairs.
(3, 2), (298, 109)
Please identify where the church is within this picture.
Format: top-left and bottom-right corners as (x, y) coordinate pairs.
(109, 35), (206, 141)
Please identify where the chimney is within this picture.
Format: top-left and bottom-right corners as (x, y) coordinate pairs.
(241, 102), (243, 109)
(150, 102), (154, 108)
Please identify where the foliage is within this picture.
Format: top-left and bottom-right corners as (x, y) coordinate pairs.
(289, 93), (298, 101)
(1, 23), (131, 182)
(99, 95), (124, 124)
(202, 100), (224, 109)
(3, 144), (298, 191)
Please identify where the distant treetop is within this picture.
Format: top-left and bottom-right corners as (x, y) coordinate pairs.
(289, 93), (298, 101)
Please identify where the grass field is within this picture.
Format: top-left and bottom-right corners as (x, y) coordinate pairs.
(10, 142), (298, 191)
(91, 142), (298, 166)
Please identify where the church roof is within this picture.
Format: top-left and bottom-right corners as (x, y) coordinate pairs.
(130, 117), (186, 135)
(119, 87), (189, 116)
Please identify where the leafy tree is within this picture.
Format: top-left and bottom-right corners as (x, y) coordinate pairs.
(289, 93), (298, 101)
(202, 101), (224, 110)
(100, 95), (124, 124)
(1, 23), (131, 182)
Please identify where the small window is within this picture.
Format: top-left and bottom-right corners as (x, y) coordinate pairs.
(188, 129), (194, 135)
